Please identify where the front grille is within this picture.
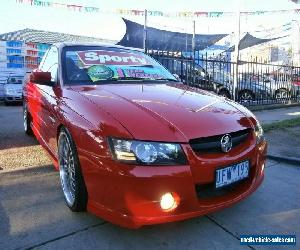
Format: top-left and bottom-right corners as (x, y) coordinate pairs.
(189, 128), (251, 154)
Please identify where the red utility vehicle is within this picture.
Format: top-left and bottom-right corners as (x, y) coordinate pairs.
(23, 43), (267, 228)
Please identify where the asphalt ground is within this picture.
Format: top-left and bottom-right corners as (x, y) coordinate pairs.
(265, 126), (300, 159)
(254, 106), (300, 125)
(0, 104), (299, 250)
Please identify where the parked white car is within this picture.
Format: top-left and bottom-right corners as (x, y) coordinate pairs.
(0, 77), (7, 101)
(4, 75), (24, 105)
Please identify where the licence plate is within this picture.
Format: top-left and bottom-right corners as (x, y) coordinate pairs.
(215, 160), (249, 188)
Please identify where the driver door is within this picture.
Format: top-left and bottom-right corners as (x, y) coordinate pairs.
(36, 46), (61, 157)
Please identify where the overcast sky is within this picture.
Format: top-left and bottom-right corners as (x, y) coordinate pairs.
(0, 0), (298, 41)
(76, 0), (297, 11)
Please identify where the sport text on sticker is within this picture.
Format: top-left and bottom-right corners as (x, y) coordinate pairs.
(77, 50), (150, 66)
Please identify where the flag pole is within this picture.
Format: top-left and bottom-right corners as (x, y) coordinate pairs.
(233, 0), (241, 101)
(143, 9), (148, 53)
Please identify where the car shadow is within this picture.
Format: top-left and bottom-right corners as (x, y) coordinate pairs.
(0, 104), (39, 150)
(0, 190), (10, 247)
(0, 164), (104, 250)
(0, 133), (38, 150)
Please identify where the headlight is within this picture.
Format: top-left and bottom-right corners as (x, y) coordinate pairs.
(108, 138), (187, 165)
(5, 88), (15, 95)
(255, 121), (264, 144)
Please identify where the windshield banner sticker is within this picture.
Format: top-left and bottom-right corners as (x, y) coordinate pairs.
(123, 69), (163, 79)
(86, 65), (165, 82)
(77, 50), (151, 66)
(87, 65), (114, 81)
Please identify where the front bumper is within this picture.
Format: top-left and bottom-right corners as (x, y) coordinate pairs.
(80, 137), (267, 229)
(4, 95), (23, 102)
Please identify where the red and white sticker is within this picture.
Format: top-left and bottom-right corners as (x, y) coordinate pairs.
(77, 50), (150, 66)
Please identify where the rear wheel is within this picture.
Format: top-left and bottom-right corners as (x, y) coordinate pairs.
(275, 88), (288, 99)
(23, 103), (33, 135)
(58, 127), (87, 212)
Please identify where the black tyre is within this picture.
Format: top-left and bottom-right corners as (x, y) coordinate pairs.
(23, 103), (33, 135)
(275, 88), (288, 99)
(58, 127), (87, 212)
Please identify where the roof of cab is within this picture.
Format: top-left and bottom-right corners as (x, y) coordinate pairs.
(53, 42), (144, 52)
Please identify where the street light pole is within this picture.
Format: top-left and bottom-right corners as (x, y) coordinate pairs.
(292, 19), (300, 66)
(192, 20), (196, 85)
(233, 0), (241, 101)
(192, 20), (195, 54)
(143, 9), (148, 53)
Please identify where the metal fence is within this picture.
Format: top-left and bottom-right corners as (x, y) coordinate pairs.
(148, 50), (300, 106)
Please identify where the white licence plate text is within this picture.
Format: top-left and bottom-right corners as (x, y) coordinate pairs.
(216, 161), (249, 188)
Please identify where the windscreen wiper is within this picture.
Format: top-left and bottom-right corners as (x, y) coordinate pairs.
(130, 65), (154, 68)
(93, 76), (179, 83)
(154, 78), (179, 82)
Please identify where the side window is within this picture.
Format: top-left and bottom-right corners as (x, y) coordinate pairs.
(39, 46), (58, 82)
(38, 49), (49, 70)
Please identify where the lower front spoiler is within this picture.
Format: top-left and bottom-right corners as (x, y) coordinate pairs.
(87, 172), (264, 229)
(4, 96), (23, 103)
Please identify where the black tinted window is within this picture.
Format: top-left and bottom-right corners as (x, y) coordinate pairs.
(40, 46), (58, 82)
(63, 46), (177, 85)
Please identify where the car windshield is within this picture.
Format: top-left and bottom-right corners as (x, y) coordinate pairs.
(7, 77), (23, 84)
(63, 46), (178, 85)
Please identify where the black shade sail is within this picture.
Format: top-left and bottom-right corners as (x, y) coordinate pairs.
(227, 32), (287, 52)
(117, 18), (228, 51)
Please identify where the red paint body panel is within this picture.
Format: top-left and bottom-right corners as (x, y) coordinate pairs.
(292, 80), (300, 86)
(23, 44), (267, 228)
(71, 84), (252, 142)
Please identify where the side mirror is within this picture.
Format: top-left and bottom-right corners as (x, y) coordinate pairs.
(30, 72), (53, 86)
(173, 73), (180, 81)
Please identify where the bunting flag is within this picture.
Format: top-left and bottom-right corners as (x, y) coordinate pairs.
(15, 0), (100, 12)
(15, 0), (300, 18)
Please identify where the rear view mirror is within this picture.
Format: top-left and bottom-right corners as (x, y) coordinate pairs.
(173, 74), (180, 81)
(30, 72), (53, 86)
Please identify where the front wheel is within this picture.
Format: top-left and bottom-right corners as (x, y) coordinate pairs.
(58, 127), (87, 212)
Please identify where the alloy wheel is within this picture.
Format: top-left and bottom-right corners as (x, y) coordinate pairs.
(275, 89), (288, 99)
(59, 133), (77, 207)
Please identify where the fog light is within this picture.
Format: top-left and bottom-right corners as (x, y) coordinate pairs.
(160, 192), (178, 211)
